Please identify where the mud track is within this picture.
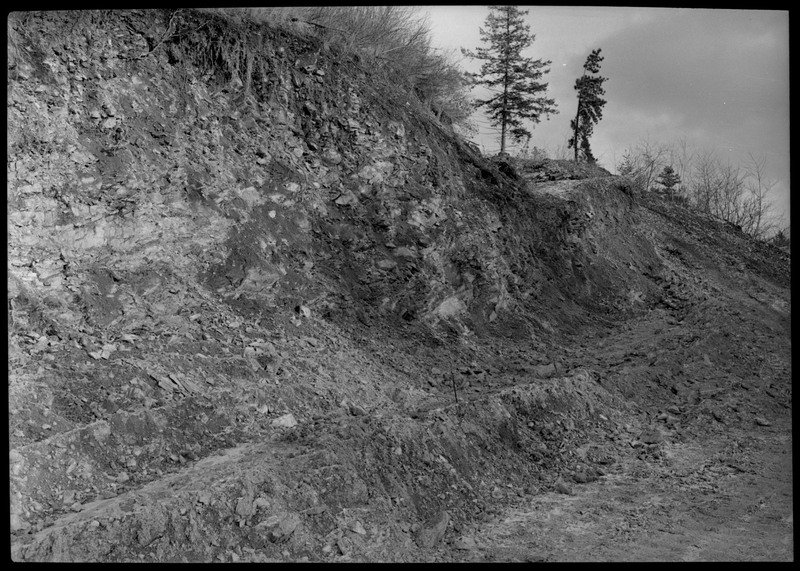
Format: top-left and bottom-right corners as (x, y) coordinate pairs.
(438, 305), (793, 562)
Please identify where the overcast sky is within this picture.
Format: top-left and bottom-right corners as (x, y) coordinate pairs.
(420, 6), (790, 230)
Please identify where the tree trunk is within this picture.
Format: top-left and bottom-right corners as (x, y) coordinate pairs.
(573, 99), (581, 162)
(500, 12), (510, 154)
(500, 107), (507, 154)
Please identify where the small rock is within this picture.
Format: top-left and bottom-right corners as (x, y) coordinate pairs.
(554, 480), (572, 495)
(272, 413), (298, 429)
(454, 536), (477, 550)
(10, 513), (30, 533)
(258, 512), (300, 543)
(294, 305), (311, 319)
(639, 428), (664, 444)
(394, 246), (416, 258)
(334, 190), (358, 206)
(572, 470), (598, 484)
(9, 450), (24, 472)
(350, 521), (367, 535)
(62, 489), (76, 504)
(755, 417), (771, 427)
(532, 363), (557, 378)
(323, 149), (342, 165)
(303, 504), (326, 516)
(349, 404), (367, 417)
(417, 510), (450, 548)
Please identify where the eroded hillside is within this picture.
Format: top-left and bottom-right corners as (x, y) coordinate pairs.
(8, 10), (791, 562)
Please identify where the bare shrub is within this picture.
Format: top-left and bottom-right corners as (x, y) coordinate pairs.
(620, 138), (780, 240)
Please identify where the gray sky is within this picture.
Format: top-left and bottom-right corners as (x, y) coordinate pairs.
(421, 6), (790, 230)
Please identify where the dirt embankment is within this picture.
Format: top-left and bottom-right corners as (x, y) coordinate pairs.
(9, 10), (791, 562)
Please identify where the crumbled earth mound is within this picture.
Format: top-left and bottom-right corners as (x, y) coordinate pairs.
(8, 10), (791, 562)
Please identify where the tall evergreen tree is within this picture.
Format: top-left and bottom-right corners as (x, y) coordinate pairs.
(461, 5), (557, 154)
(656, 165), (681, 199)
(569, 49), (607, 163)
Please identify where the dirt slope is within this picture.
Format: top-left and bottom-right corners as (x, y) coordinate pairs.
(8, 10), (791, 562)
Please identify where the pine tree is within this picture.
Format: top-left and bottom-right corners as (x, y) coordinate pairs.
(770, 228), (790, 249)
(569, 49), (607, 163)
(461, 5), (557, 154)
(656, 165), (682, 199)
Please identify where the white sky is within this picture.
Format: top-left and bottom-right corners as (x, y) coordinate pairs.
(420, 6), (790, 230)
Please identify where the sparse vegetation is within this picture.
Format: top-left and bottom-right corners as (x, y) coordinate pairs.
(616, 139), (670, 198)
(199, 7), (475, 134)
(617, 139), (781, 240)
(770, 227), (790, 250)
(515, 144), (549, 168)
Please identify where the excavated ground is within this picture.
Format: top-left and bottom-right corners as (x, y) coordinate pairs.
(8, 10), (791, 562)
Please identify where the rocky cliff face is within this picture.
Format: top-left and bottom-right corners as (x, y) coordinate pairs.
(6, 10), (673, 349)
(9, 10), (791, 562)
